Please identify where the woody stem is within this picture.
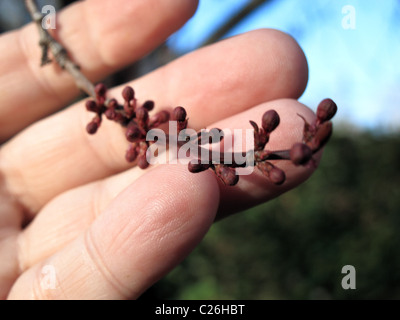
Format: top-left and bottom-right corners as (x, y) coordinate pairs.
(24, 0), (96, 97)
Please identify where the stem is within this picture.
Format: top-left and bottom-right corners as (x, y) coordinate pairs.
(24, 0), (96, 98)
(201, 0), (272, 47)
(258, 150), (291, 161)
(175, 138), (292, 167)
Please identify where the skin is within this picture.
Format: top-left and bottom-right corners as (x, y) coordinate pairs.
(0, 0), (318, 299)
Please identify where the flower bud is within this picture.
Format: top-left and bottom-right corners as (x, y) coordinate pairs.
(290, 143), (313, 166)
(87, 115), (101, 133)
(316, 99), (337, 123)
(122, 86), (135, 102)
(85, 100), (98, 113)
(108, 98), (118, 108)
(95, 83), (107, 97)
(143, 100), (155, 111)
(269, 167), (286, 185)
(138, 154), (149, 169)
(126, 124), (142, 142)
(104, 105), (117, 120)
(86, 121), (98, 134)
(125, 144), (138, 163)
(188, 160), (210, 173)
(257, 161), (286, 185)
(215, 165), (239, 186)
(262, 110), (280, 133)
(172, 106), (187, 122)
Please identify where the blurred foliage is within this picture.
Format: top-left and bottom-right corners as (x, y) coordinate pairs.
(142, 131), (400, 299)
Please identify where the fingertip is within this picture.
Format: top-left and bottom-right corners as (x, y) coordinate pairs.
(250, 28), (309, 99)
(207, 99), (320, 217)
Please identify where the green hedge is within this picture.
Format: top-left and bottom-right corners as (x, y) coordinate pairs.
(142, 131), (400, 299)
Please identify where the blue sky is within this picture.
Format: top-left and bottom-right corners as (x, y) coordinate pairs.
(167, 0), (400, 132)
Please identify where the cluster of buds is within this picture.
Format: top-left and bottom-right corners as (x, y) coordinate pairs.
(251, 110), (286, 185)
(187, 99), (336, 186)
(255, 99), (336, 185)
(290, 98), (337, 167)
(85, 84), (171, 168)
(85, 83), (337, 187)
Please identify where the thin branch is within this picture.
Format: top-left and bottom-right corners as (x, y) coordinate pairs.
(24, 0), (95, 97)
(201, 0), (272, 47)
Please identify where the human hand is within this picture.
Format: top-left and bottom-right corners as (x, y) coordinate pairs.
(0, 0), (316, 299)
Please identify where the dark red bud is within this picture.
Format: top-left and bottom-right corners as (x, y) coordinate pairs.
(126, 125), (142, 142)
(95, 83), (107, 97)
(262, 110), (280, 133)
(122, 86), (135, 102)
(85, 100), (98, 113)
(138, 154), (149, 169)
(188, 160), (210, 173)
(105, 99), (118, 117)
(125, 144), (138, 163)
(290, 143), (313, 166)
(257, 161), (286, 185)
(108, 99), (119, 109)
(143, 100), (155, 111)
(105, 108), (117, 120)
(172, 106), (187, 122)
(86, 121), (98, 134)
(216, 165), (239, 186)
(316, 99), (337, 123)
(269, 167), (286, 185)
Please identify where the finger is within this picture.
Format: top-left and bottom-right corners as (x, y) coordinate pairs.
(0, 175), (25, 299)
(17, 99), (317, 270)
(0, 29), (308, 215)
(208, 99), (319, 219)
(129, 28), (309, 129)
(0, 0), (198, 140)
(9, 165), (220, 299)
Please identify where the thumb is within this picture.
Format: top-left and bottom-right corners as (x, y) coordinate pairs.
(8, 165), (219, 299)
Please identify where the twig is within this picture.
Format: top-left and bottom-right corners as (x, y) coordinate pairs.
(24, 0), (95, 97)
(201, 0), (271, 47)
